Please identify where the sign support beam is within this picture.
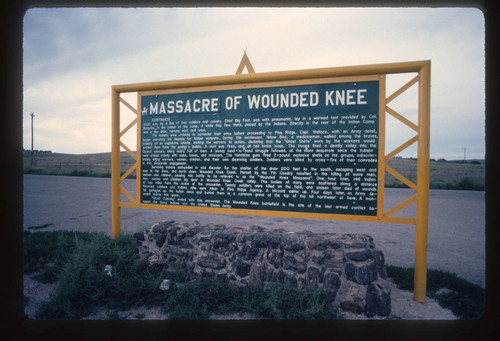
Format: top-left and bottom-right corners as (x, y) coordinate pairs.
(111, 88), (121, 240)
(414, 61), (431, 303)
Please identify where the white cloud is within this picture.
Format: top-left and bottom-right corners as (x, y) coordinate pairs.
(23, 7), (485, 158)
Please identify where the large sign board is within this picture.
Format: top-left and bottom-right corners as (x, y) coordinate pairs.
(112, 60), (430, 302)
(139, 77), (382, 217)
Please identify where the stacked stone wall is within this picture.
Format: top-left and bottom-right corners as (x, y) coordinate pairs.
(134, 220), (391, 317)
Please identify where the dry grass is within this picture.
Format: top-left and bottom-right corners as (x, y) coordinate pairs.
(385, 158), (484, 190)
(23, 151), (136, 178)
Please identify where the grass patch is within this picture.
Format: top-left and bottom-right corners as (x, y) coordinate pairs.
(25, 230), (340, 320)
(386, 265), (485, 319)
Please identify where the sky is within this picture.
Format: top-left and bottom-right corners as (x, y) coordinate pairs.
(22, 6), (485, 160)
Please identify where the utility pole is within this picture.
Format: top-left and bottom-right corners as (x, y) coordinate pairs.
(30, 112), (34, 166)
(463, 147), (466, 164)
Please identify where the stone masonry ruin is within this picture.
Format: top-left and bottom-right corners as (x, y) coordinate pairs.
(134, 220), (392, 317)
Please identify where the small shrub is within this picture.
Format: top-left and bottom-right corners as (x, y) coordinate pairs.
(455, 177), (484, 190)
(24, 167), (44, 174)
(68, 170), (99, 177)
(34, 233), (165, 319)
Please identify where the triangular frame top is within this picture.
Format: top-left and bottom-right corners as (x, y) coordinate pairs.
(235, 52), (256, 74)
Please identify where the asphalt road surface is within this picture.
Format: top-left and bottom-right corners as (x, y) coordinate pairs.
(23, 174), (486, 288)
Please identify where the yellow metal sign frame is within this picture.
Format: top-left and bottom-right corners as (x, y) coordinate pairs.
(111, 60), (430, 302)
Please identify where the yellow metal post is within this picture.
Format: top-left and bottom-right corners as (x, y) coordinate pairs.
(377, 75), (386, 220)
(111, 88), (121, 239)
(414, 61), (431, 302)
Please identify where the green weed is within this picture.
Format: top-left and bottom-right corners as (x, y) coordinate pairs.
(158, 277), (339, 320)
(23, 230), (90, 278)
(33, 233), (164, 319)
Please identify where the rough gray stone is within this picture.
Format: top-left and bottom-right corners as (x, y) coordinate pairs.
(339, 283), (367, 314)
(133, 232), (145, 246)
(306, 237), (328, 251)
(306, 266), (321, 289)
(328, 239), (344, 249)
(152, 220), (174, 233)
(211, 232), (236, 249)
(323, 271), (341, 290)
(185, 226), (205, 237)
(345, 259), (378, 285)
(322, 271), (341, 302)
(283, 255), (307, 274)
(248, 261), (266, 290)
(370, 249), (388, 279)
(155, 233), (167, 248)
(321, 250), (345, 268)
(197, 254), (226, 269)
(365, 280), (392, 317)
(135, 220), (391, 317)
(345, 249), (372, 262)
(162, 244), (186, 257)
(240, 242), (260, 260)
(233, 259), (251, 277)
(282, 236), (306, 252)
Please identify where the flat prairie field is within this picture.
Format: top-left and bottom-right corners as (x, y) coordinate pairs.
(23, 152), (484, 190)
